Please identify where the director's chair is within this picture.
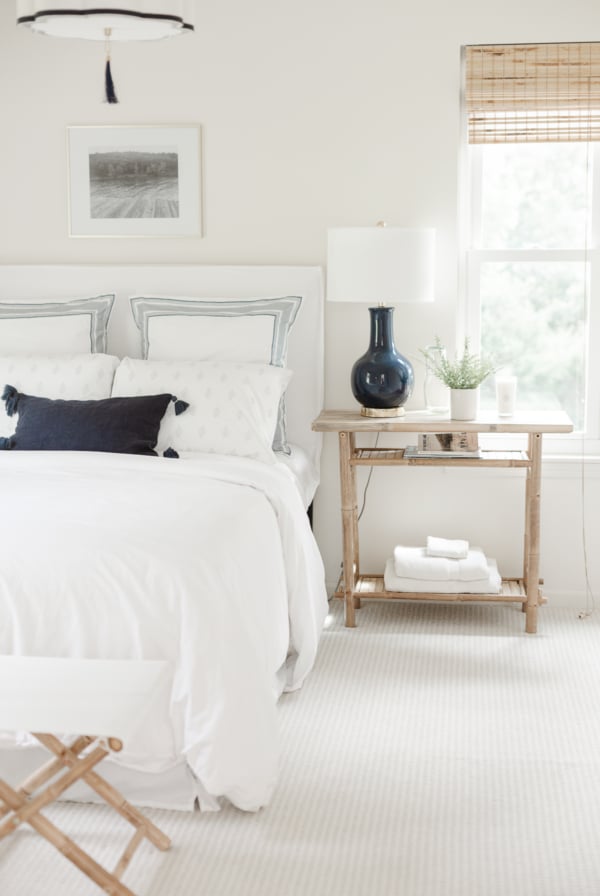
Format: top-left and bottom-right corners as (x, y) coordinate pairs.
(0, 656), (172, 896)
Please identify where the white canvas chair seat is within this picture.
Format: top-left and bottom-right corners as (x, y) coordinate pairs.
(0, 656), (171, 896)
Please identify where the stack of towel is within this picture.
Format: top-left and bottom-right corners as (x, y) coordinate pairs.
(383, 536), (502, 594)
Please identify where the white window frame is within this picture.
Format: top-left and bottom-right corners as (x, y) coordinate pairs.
(464, 142), (600, 456)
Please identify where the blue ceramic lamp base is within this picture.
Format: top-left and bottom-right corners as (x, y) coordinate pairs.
(351, 306), (414, 417)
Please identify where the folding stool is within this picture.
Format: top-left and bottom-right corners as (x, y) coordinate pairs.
(0, 655), (171, 896)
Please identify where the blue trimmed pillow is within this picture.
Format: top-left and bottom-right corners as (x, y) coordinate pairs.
(129, 295), (302, 454)
(0, 385), (189, 457)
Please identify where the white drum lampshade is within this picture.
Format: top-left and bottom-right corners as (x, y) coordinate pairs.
(16, 1), (195, 40)
(327, 226), (435, 306)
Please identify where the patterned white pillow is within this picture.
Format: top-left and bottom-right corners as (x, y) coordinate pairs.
(111, 357), (293, 463)
(0, 353), (120, 438)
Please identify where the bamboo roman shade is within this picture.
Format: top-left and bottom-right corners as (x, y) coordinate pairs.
(465, 43), (600, 143)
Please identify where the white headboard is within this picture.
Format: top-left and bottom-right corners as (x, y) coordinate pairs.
(0, 265), (324, 470)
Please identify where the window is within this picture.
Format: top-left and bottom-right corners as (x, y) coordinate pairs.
(464, 43), (600, 447)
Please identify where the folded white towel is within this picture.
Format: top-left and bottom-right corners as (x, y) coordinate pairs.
(393, 545), (490, 581)
(384, 557), (502, 594)
(426, 536), (469, 560)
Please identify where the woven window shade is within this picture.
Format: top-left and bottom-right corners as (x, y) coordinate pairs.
(465, 43), (600, 143)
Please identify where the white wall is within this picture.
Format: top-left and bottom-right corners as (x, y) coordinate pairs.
(1, 1), (599, 609)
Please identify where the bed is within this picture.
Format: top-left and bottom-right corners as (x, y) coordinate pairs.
(0, 265), (328, 812)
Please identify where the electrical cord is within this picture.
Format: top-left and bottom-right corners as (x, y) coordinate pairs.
(578, 133), (596, 620)
(357, 432), (380, 522)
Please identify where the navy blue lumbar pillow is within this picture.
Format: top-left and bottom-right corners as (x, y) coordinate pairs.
(0, 385), (189, 457)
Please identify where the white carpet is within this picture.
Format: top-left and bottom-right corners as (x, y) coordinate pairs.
(2, 600), (600, 896)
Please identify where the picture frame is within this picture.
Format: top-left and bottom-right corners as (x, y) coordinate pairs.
(67, 125), (202, 238)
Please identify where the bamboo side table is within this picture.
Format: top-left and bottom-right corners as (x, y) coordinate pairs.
(312, 409), (573, 632)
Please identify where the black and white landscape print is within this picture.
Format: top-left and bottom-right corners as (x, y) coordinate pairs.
(89, 149), (180, 219)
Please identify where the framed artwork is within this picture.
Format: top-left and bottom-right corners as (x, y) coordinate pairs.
(67, 125), (202, 238)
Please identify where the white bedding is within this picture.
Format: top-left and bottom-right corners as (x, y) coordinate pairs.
(275, 443), (319, 509)
(0, 451), (328, 811)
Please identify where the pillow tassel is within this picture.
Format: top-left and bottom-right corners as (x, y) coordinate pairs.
(2, 385), (20, 417)
(163, 447), (179, 459)
(0, 436), (13, 450)
(172, 396), (190, 416)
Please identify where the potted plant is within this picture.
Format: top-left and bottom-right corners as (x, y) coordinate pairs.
(421, 337), (497, 420)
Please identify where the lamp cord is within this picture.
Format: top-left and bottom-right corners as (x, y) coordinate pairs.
(578, 134), (596, 620)
(357, 432), (380, 522)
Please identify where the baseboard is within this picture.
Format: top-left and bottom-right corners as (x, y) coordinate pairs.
(543, 590), (597, 611)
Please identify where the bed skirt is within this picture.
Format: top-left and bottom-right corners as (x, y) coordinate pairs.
(0, 745), (219, 812)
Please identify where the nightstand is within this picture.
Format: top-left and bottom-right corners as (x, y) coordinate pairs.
(312, 409), (573, 631)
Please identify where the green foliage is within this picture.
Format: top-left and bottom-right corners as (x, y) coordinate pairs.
(479, 260), (585, 428)
(480, 143), (589, 250)
(475, 143), (589, 429)
(421, 337), (497, 390)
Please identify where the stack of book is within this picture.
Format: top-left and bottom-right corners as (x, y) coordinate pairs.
(404, 432), (482, 459)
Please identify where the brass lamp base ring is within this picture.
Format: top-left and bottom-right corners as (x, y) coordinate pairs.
(360, 406), (406, 418)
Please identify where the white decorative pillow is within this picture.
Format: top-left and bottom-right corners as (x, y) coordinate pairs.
(129, 295), (301, 454)
(111, 357), (293, 463)
(0, 353), (120, 438)
(0, 294), (115, 354)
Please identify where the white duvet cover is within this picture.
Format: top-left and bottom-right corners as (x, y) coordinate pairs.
(0, 451), (328, 811)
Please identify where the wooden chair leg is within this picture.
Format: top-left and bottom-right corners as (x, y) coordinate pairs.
(0, 732), (172, 896)
(0, 778), (137, 896)
(0, 745), (109, 839)
(34, 733), (171, 852)
(0, 736), (92, 822)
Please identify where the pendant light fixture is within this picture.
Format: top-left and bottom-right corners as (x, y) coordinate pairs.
(16, 1), (195, 103)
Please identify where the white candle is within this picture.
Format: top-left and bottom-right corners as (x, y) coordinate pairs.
(495, 375), (517, 416)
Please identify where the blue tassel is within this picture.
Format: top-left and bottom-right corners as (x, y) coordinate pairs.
(0, 436), (13, 450)
(105, 58), (118, 104)
(172, 396), (190, 416)
(2, 385), (19, 417)
(163, 447), (179, 459)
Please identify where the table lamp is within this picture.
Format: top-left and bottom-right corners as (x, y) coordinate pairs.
(327, 224), (435, 417)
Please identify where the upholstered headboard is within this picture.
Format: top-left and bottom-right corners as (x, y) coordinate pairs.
(0, 265), (324, 470)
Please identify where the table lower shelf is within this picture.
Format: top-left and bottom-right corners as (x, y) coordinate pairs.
(334, 575), (545, 605)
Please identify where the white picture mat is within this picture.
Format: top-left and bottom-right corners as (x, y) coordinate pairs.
(0, 266), (324, 472)
(67, 126), (202, 238)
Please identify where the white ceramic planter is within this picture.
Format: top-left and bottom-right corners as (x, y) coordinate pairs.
(450, 388), (479, 421)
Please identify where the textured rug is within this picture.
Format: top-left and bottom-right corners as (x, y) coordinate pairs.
(2, 600), (600, 896)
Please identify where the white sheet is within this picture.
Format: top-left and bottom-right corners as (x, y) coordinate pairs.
(0, 451), (328, 811)
(275, 443), (320, 509)
(179, 443), (319, 510)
